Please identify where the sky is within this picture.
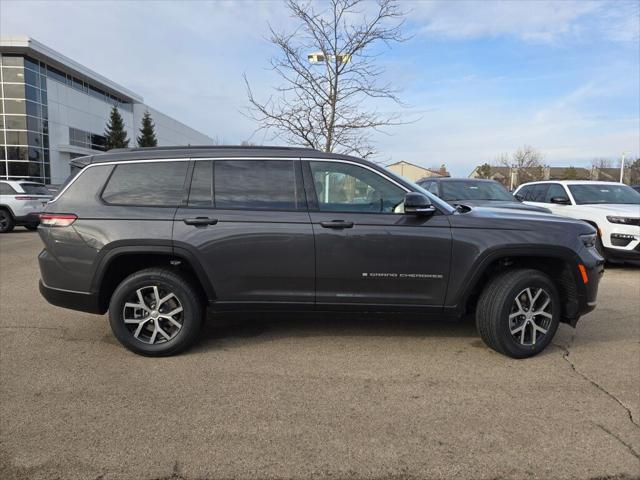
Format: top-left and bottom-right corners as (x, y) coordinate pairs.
(1, 0), (638, 176)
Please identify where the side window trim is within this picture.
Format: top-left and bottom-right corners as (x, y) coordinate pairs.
(301, 158), (409, 214)
(562, 184), (576, 205)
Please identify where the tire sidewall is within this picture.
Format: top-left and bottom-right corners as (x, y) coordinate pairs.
(495, 273), (561, 358)
(0, 210), (14, 233)
(109, 271), (201, 356)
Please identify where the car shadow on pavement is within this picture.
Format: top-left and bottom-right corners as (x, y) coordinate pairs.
(191, 312), (479, 353)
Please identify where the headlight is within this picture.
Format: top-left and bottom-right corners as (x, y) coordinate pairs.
(580, 233), (597, 248)
(607, 216), (636, 224)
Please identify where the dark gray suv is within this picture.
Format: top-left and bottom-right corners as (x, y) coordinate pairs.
(38, 146), (603, 358)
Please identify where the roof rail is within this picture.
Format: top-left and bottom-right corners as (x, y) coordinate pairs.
(108, 145), (322, 153)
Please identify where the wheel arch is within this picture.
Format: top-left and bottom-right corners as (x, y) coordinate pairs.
(455, 246), (584, 324)
(0, 204), (15, 218)
(91, 244), (216, 313)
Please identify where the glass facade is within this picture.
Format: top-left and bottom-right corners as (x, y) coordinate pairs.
(1, 53), (134, 183)
(0, 54), (50, 183)
(69, 127), (106, 151)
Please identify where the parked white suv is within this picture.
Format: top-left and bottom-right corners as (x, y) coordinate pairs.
(514, 181), (640, 262)
(0, 180), (52, 233)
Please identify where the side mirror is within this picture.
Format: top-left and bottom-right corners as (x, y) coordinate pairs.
(514, 193), (525, 201)
(404, 192), (436, 215)
(550, 196), (571, 205)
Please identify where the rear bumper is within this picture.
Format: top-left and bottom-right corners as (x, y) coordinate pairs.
(39, 280), (103, 314)
(13, 212), (40, 226)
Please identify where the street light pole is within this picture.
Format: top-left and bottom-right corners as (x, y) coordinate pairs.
(619, 152), (626, 183)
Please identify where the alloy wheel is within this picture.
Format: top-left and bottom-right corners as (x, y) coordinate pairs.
(508, 287), (553, 346)
(122, 285), (184, 344)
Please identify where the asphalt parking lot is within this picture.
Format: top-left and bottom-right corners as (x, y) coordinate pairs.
(1, 230), (639, 480)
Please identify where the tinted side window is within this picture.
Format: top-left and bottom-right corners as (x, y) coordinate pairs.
(544, 183), (568, 203)
(309, 161), (405, 213)
(516, 185), (530, 200)
(214, 160), (302, 210)
(188, 160), (213, 207)
(102, 161), (188, 206)
(0, 183), (17, 195)
(20, 183), (50, 195)
(420, 181), (439, 195)
(527, 184), (549, 202)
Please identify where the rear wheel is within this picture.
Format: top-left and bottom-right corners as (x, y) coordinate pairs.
(476, 269), (560, 358)
(108, 268), (203, 356)
(0, 209), (15, 233)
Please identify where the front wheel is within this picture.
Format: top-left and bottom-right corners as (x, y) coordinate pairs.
(108, 268), (203, 356)
(476, 269), (561, 358)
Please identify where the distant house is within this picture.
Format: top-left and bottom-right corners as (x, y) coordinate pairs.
(547, 167), (591, 180)
(386, 161), (449, 182)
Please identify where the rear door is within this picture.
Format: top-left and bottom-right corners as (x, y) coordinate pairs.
(303, 159), (451, 309)
(173, 158), (315, 308)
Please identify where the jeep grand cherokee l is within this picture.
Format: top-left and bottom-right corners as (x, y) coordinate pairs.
(38, 146), (603, 358)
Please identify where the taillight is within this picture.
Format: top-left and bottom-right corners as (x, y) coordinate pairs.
(15, 196), (42, 200)
(39, 213), (77, 227)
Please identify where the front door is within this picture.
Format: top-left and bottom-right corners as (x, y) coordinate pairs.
(303, 160), (451, 309)
(173, 158), (315, 308)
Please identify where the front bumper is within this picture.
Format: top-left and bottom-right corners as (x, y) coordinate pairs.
(39, 280), (102, 314)
(604, 245), (640, 262)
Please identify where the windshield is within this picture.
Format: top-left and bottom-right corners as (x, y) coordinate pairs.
(568, 184), (640, 205)
(440, 181), (515, 202)
(20, 183), (51, 195)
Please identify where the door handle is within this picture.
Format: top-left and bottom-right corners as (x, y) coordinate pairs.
(183, 217), (218, 226)
(320, 220), (354, 229)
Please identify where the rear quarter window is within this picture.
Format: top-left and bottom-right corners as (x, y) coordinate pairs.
(20, 183), (51, 195)
(0, 183), (17, 195)
(102, 161), (189, 206)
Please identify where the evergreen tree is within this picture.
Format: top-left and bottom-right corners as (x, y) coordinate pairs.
(476, 163), (492, 179)
(104, 106), (130, 150)
(137, 110), (158, 147)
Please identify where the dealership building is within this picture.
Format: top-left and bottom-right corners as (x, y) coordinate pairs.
(0, 36), (213, 184)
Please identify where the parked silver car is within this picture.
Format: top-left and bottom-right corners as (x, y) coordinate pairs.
(0, 180), (53, 233)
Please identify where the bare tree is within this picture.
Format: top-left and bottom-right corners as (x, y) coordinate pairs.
(591, 158), (612, 169)
(499, 145), (544, 169)
(496, 145), (545, 182)
(245, 0), (407, 158)
(493, 153), (510, 167)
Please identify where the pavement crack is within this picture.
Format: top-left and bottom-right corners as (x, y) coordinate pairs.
(594, 423), (640, 461)
(554, 338), (639, 430)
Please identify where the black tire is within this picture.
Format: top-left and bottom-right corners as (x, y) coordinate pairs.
(25, 224), (39, 231)
(476, 269), (561, 359)
(0, 209), (15, 233)
(108, 268), (203, 356)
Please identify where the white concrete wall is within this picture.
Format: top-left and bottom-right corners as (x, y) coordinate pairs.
(45, 77), (213, 183)
(133, 104), (211, 146)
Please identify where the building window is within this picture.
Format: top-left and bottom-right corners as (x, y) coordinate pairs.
(0, 54), (50, 183)
(69, 127), (107, 151)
